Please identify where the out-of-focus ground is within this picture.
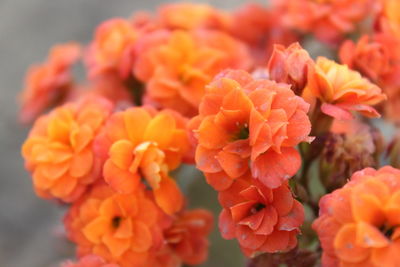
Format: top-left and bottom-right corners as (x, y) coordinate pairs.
(0, 0), (265, 266)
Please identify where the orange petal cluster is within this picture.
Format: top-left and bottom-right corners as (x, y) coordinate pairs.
(272, 0), (375, 44)
(19, 42), (81, 123)
(22, 96), (113, 202)
(65, 183), (165, 267)
(133, 30), (252, 116)
(94, 107), (190, 214)
(307, 57), (386, 120)
(313, 166), (400, 267)
(191, 69), (311, 190)
(164, 209), (214, 265)
(61, 255), (120, 267)
(219, 173), (304, 257)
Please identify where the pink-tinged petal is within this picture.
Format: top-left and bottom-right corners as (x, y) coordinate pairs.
(223, 139), (251, 157)
(271, 184), (294, 216)
(251, 148), (301, 188)
(239, 185), (265, 203)
(219, 209), (236, 240)
(217, 150), (248, 179)
(255, 206), (278, 235)
(260, 230), (290, 253)
(238, 209), (265, 230)
(236, 225), (266, 250)
(277, 200), (304, 231)
(195, 146), (222, 173)
(204, 172), (234, 191)
(283, 110), (311, 146)
(321, 103), (353, 120)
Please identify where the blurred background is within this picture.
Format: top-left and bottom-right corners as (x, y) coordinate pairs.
(0, 0), (264, 266)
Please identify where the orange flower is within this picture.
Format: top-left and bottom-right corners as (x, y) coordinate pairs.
(230, 4), (298, 65)
(19, 42), (81, 123)
(267, 42), (314, 95)
(272, 0), (375, 44)
(313, 166), (400, 266)
(157, 3), (231, 31)
(133, 30), (252, 116)
(94, 107), (190, 214)
(306, 57), (386, 120)
(61, 255), (120, 267)
(65, 183), (165, 267)
(86, 18), (137, 77)
(22, 96), (113, 202)
(191, 69), (311, 190)
(164, 209), (213, 265)
(218, 174), (304, 257)
(379, 0), (400, 38)
(339, 35), (391, 82)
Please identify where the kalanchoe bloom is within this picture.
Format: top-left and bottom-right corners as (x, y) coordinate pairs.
(267, 43), (314, 95)
(229, 4), (298, 66)
(379, 0), (400, 38)
(61, 255), (120, 267)
(272, 0), (376, 44)
(19, 42), (81, 123)
(191, 69), (311, 190)
(218, 174), (304, 257)
(339, 35), (390, 82)
(133, 30), (252, 116)
(157, 3), (231, 31)
(313, 166), (400, 266)
(85, 18), (137, 77)
(320, 120), (382, 192)
(306, 57), (386, 120)
(22, 96), (112, 202)
(65, 183), (165, 267)
(94, 107), (190, 214)
(164, 209), (213, 265)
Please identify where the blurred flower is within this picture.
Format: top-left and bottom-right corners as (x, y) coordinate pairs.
(133, 30), (252, 116)
(85, 18), (137, 77)
(320, 119), (382, 191)
(267, 42), (314, 95)
(61, 255), (119, 267)
(165, 209), (213, 265)
(65, 183), (165, 267)
(230, 3), (298, 65)
(22, 96), (112, 202)
(19, 42), (81, 123)
(157, 3), (231, 31)
(191, 69), (311, 190)
(339, 35), (390, 82)
(94, 107), (190, 214)
(272, 0), (376, 44)
(307, 57), (386, 120)
(218, 174), (304, 257)
(313, 166), (400, 266)
(379, 0), (400, 38)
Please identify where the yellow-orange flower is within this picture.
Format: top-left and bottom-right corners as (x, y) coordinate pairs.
(19, 42), (81, 123)
(133, 30), (252, 116)
(380, 0), (400, 38)
(306, 57), (386, 120)
(65, 183), (165, 267)
(94, 107), (190, 214)
(86, 18), (137, 77)
(313, 166), (400, 266)
(191, 69), (311, 190)
(157, 3), (231, 31)
(22, 96), (113, 202)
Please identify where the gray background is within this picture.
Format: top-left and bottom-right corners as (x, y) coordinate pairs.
(0, 0), (265, 266)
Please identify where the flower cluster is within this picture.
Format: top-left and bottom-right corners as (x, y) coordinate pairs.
(19, 1), (400, 267)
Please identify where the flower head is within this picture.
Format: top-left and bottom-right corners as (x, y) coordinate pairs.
(313, 166), (400, 266)
(61, 255), (119, 267)
(22, 96), (112, 202)
(94, 107), (190, 214)
(307, 57), (386, 120)
(19, 42), (81, 123)
(219, 174), (304, 257)
(191, 69), (311, 190)
(133, 30), (252, 116)
(65, 183), (165, 267)
(164, 209), (213, 265)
